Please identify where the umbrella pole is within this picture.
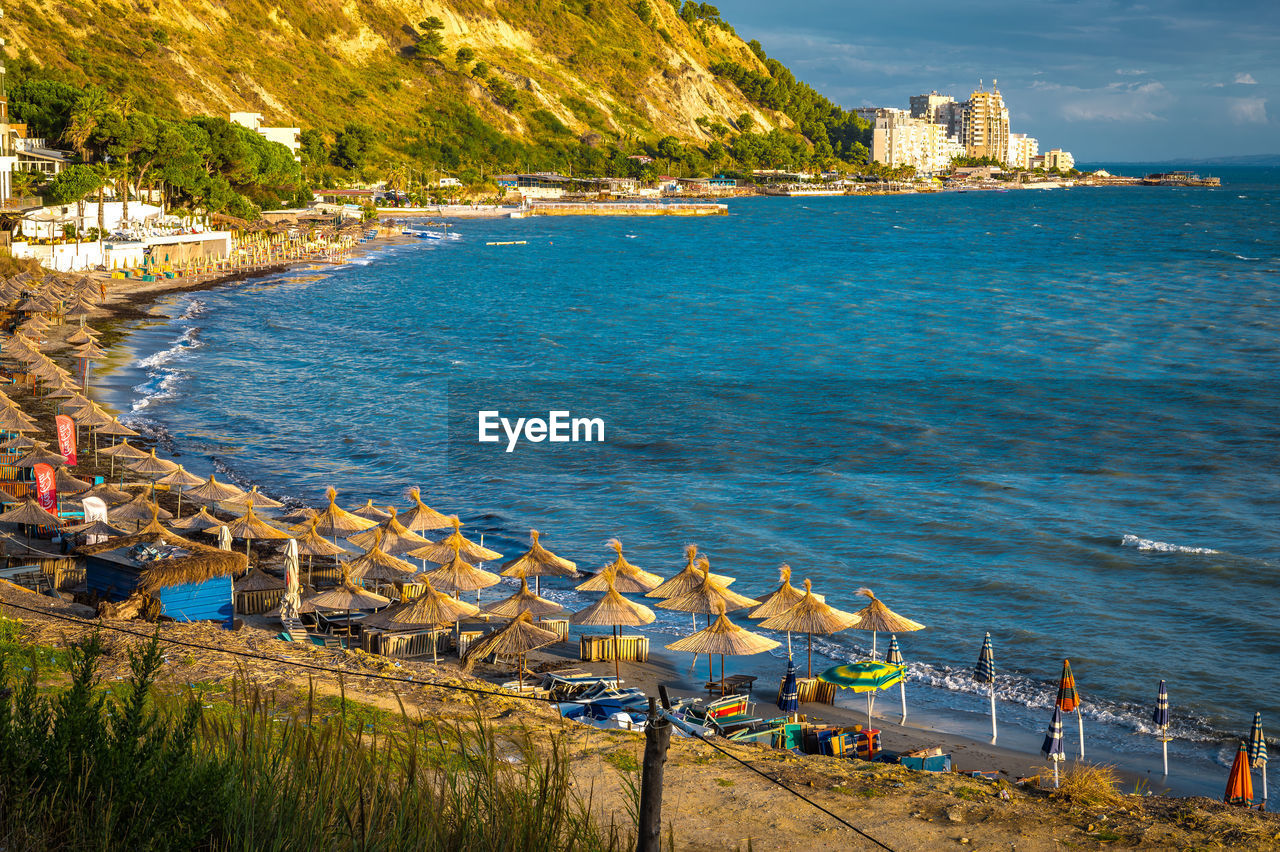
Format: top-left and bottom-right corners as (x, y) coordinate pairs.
(614, 625), (620, 685)
(787, 630), (792, 656)
(176, 490), (182, 519)
(720, 653), (726, 696)
(872, 629), (878, 659)
(690, 613), (698, 675)
(1077, 707), (1085, 761)
(1053, 760), (1059, 788)
(866, 692), (873, 729)
(1161, 727), (1168, 776)
(990, 685), (998, 741)
(807, 632), (813, 679)
(899, 680), (907, 724)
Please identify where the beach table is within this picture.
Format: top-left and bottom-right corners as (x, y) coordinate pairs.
(705, 673), (756, 697)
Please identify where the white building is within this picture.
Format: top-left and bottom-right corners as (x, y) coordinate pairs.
(1043, 148), (1075, 172)
(230, 112), (301, 161)
(871, 109), (965, 175)
(1007, 133), (1039, 170)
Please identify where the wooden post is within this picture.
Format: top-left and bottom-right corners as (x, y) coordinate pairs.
(637, 697), (670, 852)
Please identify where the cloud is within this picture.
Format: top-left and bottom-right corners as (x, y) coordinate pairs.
(1228, 97), (1268, 123)
(1115, 68), (1148, 76)
(1233, 72), (1258, 85)
(1054, 80), (1172, 121)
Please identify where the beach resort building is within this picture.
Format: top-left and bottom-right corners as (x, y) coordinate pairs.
(230, 112), (302, 161)
(961, 86), (1010, 163)
(1007, 133), (1039, 170)
(909, 92), (965, 140)
(871, 109), (965, 175)
(1042, 148), (1075, 172)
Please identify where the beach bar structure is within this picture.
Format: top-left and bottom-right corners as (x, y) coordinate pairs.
(81, 530), (247, 624)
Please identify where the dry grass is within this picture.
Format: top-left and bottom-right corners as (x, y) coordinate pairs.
(1052, 763), (1132, 811)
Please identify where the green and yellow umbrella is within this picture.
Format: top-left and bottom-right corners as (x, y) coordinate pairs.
(819, 661), (906, 729)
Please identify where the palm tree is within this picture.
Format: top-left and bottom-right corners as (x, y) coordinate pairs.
(63, 89), (109, 163)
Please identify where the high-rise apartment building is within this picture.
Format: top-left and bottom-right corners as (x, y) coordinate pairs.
(872, 109), (965, 175)
(961, 86), (1010, 163)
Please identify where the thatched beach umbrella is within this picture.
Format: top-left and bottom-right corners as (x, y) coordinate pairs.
(747, 564), (823, 656)
(127, 448), (179, 480)
(851, 587), (925, 658)
(98, 438), (149, 479)
(292, 517), (351, 583)
(646, 545), (733, 599)
(408, 516), (501, 565)
(53, 467), (91, 495)
(667, 602), (779, 696)
(349, 498), (392, 522)
(223, 485), (284, 511)
(154, 465), (206, 518)
(346, 507), (431, 556)
(760, 579), (858, 678)
(657, 557), (758, 680)
(575, 539), (661, 594)
(13, 445), (68, 468)
(397, 487), (453, 532)
(235, 567), (285, 594)
(280, 505), (318, 525)
(419, 541), (500, 598)
(308, 566), (391, 635)
(223, 500), (291, 554)
(484, 577), (565, 620)
(75, 481), (133, 506)
(168, 506), (224, 533)
(570, 571), (656, 683)
(63, 518), (129, 539)
(184, 474), (247, 506)
(312, 486), (378, 541)
(500, 529), (578, 595)
(108, 492), (173, 531)
(0, 433), (40, 451)
(463, 611), (559, 691)
(0, 496), (63, 530)
(343, 543), (419, 584)
(364, 579), (480, 663)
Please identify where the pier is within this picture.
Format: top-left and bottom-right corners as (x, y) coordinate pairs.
(525, 201), (727, 217)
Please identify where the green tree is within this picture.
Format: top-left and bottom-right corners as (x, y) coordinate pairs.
(415, 31), (446, 59)
(332, 123), (376, 170)
(8, 78), (83, 139)
(455, 46), (475, 65)
(62, 87), (110, 162)
(737, 112), (754, 133)
(44, 163), (100, 217)
(472, 60), (490, 78)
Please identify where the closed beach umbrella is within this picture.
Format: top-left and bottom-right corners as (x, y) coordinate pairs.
(885, 635), (908, 724)
(819, 661), (906, 729)
(500, 529), (579, 594)
(571, 572), (656, 683)
(409, 516), (502, 564)
(223, 501), (291, 554)
(349, 498), (391, 522)
(419, 541), (501, 596)
(1250, 712), (1268, 807)
(778, 655), (799, 716)
(168, 506), (224, 533)
(646, 545), (733, 599)
(1154, 680), (1171, 775)
(218, 525), (232, 551)
(397, 487), (452, 532)
(760, 578), (858, 678)
(574, 538), (661, 593)
(463, 611), (559, 692)
(281, 538), (302, 620)
(1042, 706), (1066, 788)
(851, 587), (925, 658)
(313, 486), (378, 540)
(1056, 659), (1085, 760)
(154, 465), (205, 518)
(975, 632), (997, 740)
(667, 602), (779, 697)
(1226, 742), (1254, 806)
(484, 577), (565, 619)
(185, 474), (247, 506)
(347, 508), (431, 556)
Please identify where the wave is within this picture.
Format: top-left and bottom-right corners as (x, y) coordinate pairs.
(135, 326), (202, 370)
(178, 298), (208, 320)
(1121, 534), (1219, 554)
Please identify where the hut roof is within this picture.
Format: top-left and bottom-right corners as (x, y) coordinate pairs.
(94, 420), (141, 438)
(64, 518), (130, 538)
(500, 529), (578, 579)
(851, 588), (926, 634)
(75, 481), (134, 505)
(79, 529), (247, 594)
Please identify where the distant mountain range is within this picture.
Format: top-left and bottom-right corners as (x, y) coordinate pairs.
(1094, 154), (1280, 168)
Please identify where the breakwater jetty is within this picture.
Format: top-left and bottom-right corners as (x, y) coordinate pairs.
(524, 201), (727, 217)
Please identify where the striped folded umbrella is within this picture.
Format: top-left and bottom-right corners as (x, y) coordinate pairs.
(976, 632), (997, 739)
(1250, 712), (1267, 807)
(885, 635), (908, 723)
(1056, 659), (1084, 759)
(1226, 741), (1254, 806)
(1154, 679), (1171, 774)
(777, 656), (799, 715)
(1042, 706), (1065, 788)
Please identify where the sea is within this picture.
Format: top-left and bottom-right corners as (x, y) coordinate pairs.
(94, 165), (1279, 795)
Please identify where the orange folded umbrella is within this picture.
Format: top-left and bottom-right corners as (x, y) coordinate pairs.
(1225, 741), (1254, 806)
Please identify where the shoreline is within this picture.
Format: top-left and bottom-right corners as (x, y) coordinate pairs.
(70, 224), (1255, 812)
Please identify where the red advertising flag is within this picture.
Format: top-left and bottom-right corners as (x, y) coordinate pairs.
(33, 463), (57, 515)
(54, 414), (77, 466)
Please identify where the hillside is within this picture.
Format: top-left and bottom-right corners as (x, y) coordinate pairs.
(4, 0), (797, 165)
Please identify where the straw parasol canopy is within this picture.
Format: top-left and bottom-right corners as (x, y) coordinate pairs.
(570, 572), (656, 682)
(499, 530), (579, 593)
(312, 486), (378, 539)
(127, 449), (180, 479)
(302, 567), (390, 612)
(222, 501), (291, 553)
(658, 558), (757, 615)
(75, 481), (133, 505)
(293, 518), (350, 558)
(364, 579), (480, 630)
(575, 539), (662, 594)
(0, 497), (63, 528)
(484, 577), (565, 619)
(349, 498), (392, 522)
(279, 505), (318, 525)
(184, 474), (247, 505)
(462, 611), (559, 690)
(0, 433), (40, 451)
(108, 492), (173, 531)
(155, 464), (207, 518)
(65, 326), (100, 346)
(667, 602), (780, 695)
(419, 542), (501, 594)
(223, 485), (284, 511)
(407, 516), (501, 564)
(646, 545), (732, 599)
(63, 518), (129, 538)
(346, 507), (431, 556)
(747, 564), (818, 619)
(53, 467), (92, 494)
(343, 544), (419, 584)
(760, 579), (858, 677)
(168, 506), (224, 533)
(234, 567), (285, 593)
(851, 587), (925, 657)
(98, 438), (150, 461)
(13, 446), (68, 468)
(397, 486), (452, 531)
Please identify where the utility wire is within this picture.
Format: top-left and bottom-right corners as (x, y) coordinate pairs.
(0, 596), (898, 851)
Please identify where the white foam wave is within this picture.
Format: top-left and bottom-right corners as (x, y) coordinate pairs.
(179, 298), (208, 320)
(1121, 534), (1218, 554)
(130, 370), (186, 412)
(136, 327), (202, 370)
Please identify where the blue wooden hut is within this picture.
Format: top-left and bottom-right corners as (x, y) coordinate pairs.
(81, 529), (247, 624)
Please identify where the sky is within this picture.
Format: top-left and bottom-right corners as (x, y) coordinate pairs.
(715, 0), (1278, 162)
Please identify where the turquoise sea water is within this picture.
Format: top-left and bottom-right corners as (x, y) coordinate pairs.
(97, 167), (1279, 786)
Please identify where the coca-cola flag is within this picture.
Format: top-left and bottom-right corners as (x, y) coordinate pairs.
(54, 414), (77, 466)
(33, 463), (57, 515)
